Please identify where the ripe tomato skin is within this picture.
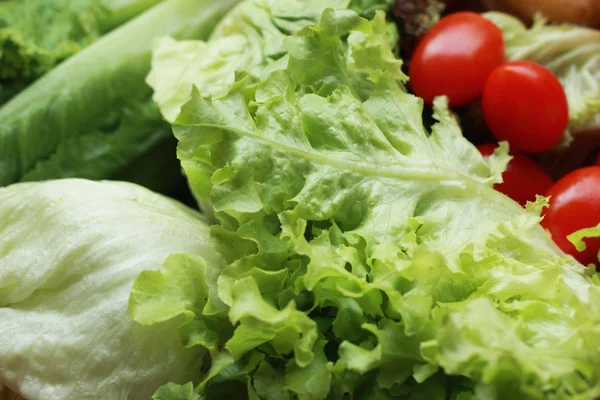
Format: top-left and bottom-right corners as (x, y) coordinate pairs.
(541, 166), (600, 266)
(478, 144), (553, 206)
(482, 61), (569, 153)
(409, 12), (505, 107)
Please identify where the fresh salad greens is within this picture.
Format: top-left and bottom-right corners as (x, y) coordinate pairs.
(0, 0), (238, 191)
(0, 179), (224, 400)
(0, 0), (164, 105)
(148, 0), (396, 124)
(485, 12), (600, 143)
(136, 1), (600, 398)
(2, 1), (600, 399)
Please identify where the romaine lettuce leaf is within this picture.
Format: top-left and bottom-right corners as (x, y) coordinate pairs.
(0, 0), (165, 105)
(138, 6), (600, 399)
(0, 0), (239, 189)
(485, 12), (600, 142)
(0, 179), (225, 400)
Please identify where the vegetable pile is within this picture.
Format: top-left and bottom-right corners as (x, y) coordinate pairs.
(136, 2), (600, 398)
(485, 12), (600, 142)
(2, 1), (600, 399)
(402, 7), (600, 265)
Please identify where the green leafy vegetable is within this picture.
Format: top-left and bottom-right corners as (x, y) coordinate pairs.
(153, 382), (201, 400)
(147, 0), (396, 123)
(485, 12), (600, 143)
(0, 0), (238, 189)
(131, 253), (212, 326)
(568, 224), (600, 265)
(0, 0), (165, 105)
(139, 3), (600, 398)
(0, 179), (225, 400)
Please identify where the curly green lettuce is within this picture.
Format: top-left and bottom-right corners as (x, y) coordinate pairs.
(485, 12), (600, 144)
(147, 0), (397, 123)
(568, 224), (600, 265)
(136, 5), (600, 399)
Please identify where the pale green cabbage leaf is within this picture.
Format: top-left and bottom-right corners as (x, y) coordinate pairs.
(0, 179), (225, 400)
(485, 12), (600, 143)
(136, 5), (600, 399)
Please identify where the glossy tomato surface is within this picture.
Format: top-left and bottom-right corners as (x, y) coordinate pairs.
(541, 166), (600, 266)
(409, 12), (504, 107)
(478, 144), (553, 206)
(482, 61), (569, 153)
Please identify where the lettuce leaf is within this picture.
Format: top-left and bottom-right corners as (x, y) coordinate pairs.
(568, 224), (600, 266)
(0, 179), (225, 400)
(147, 0), (396, 123)
(138, 6), (600, 399)
(485, 12), (600, 142)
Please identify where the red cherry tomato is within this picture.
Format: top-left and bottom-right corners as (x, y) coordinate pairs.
(409, 12), (505, 107)
(478, 144), (553, 206)
(482, 61), (569, 153)
(541, 166), (600, 266)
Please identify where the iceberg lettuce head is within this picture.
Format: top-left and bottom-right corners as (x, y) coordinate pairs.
(0, 179), (224, 400)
